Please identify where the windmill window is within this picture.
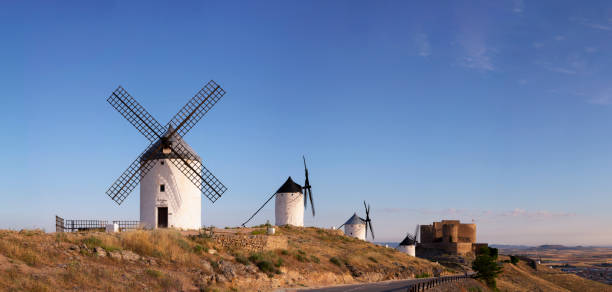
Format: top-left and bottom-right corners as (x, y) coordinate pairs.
(160, 184), (165, 192)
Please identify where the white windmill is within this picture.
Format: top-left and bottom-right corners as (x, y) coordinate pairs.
(106, 81), (228, 230)
(397, 224), (418, 256)
(242, 157), (314, 227)
(339, 201), (374, 241)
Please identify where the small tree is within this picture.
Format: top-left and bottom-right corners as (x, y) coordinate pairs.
(510, 255), (520, 265)
(472, 246), (503, 288)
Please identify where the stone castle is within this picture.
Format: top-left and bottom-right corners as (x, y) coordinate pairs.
(419, 220), (487, 255)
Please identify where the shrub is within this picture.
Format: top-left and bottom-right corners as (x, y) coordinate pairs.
(235, 254), (250, 265)
(256, 260), (275, 274)
(280, 249), (289, 255)
(193, 244), (203, 254)
(296, 253), (307, 262)
(415, 272), (430, 278)
(310, 255), (320, 264)
(275, 258), (284, 267)
(146, 269), (162, 279)
(473, 247), (503, 288)
(250, 229), (266, 235)
(248, 253), (264, 263)
(177, 239), (191, 251)
(510, 255), (520, 265)
(249, 252), (281, 275)
(81, 237), (102, 248)
(208, 259), (219, 269)
(330, 257), (343, 267)
(368, 256), (378, 263)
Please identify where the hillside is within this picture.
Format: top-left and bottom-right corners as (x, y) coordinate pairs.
(0, 227), (446, 291)
(495, 255), (612, 292)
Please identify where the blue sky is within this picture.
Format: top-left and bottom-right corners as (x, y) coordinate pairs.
(2, 1), (612, 245)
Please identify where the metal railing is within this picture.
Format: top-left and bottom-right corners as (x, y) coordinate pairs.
(56, 215), (141, 232)
(406, 274), (472, 291)
(112, 220), (142, 231)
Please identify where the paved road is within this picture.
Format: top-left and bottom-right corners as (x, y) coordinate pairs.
(279, 274), (470, 292)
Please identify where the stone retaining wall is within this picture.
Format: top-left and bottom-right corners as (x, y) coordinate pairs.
(213, 233), (288, 252)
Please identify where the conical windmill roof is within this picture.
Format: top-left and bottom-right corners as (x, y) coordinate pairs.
(141, 127), (201, 162)
(276, 176), (303, 193)
(344, 213), (365, 225)
(399, 234), (417, 246)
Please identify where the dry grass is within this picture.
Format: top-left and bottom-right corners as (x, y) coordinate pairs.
(495, 255), (612, 292)
(0, 227), (444, 291)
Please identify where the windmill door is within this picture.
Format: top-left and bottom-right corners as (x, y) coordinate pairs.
(157, 207), (168, 228)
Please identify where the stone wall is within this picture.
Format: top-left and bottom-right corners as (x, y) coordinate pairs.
(213, 234), (288, 252)
(420, 242), (474, 255)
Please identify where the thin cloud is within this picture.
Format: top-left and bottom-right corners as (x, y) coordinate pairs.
(409, 207), (576, 220)
(456, 35), (495, 71)
(548, 67), (576, 74)
(588, 89), (612, 105)
(512, 0), (524, 14)
(586, 23), (612, 31)
(415, 33), (431, 57)
(571, 16), (612, 31)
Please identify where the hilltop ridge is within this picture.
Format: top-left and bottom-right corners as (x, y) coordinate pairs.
(0, 227), (446, 291)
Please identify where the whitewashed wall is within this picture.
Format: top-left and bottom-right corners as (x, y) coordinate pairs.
(397, 245), (416, 256)
(344, 224), (366, 240)
(275, 192), (304, 226)
(140, 159), (201, 230)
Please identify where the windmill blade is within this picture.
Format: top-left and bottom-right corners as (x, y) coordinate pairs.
(368, 221), (375, 239)
(106, 145), (160, 205)
(107, 86), (166, 143)
(303, 156), (309, 186)
(167, 142), (227, 203)
(167, 80), (226, 139)
(308, 188), (315, 216)
(241, 192), (276, 227)
(414, 224), (420, 243)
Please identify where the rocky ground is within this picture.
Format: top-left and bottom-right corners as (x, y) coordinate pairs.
(0, 227), (447, 291)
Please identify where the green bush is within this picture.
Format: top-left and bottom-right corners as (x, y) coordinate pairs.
(330, 257), (343, 267)
(193, 244), (203, 254)
(310, 255), (320, 264)
(473, 247), (502, 288)
(235, 254), (250, 265)
(368, 256), (378, 263)
(275, 258), (283, 267)
(249, 252), (281, 275)
(146, 269), (162, 279)
(296, 253), (307, 262)
(81, 237), (102, 247)
(177, 239), (191, 251)
(510, 255), (520, 265)
(250, 229), (266, 235)
(415, 272), (430, 278)
(280, 249), (289, 255)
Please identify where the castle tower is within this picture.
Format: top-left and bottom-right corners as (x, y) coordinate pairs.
(343, 213), (366, 240)
(274, 177), (304, 226)
(139, 132), (201, 230)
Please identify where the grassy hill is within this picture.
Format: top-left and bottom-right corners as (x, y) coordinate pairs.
(495, 255), (612, 292)
(0, 227), (446, 291)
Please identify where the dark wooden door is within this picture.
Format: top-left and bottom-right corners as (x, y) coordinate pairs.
(157, 207), (168, 228)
